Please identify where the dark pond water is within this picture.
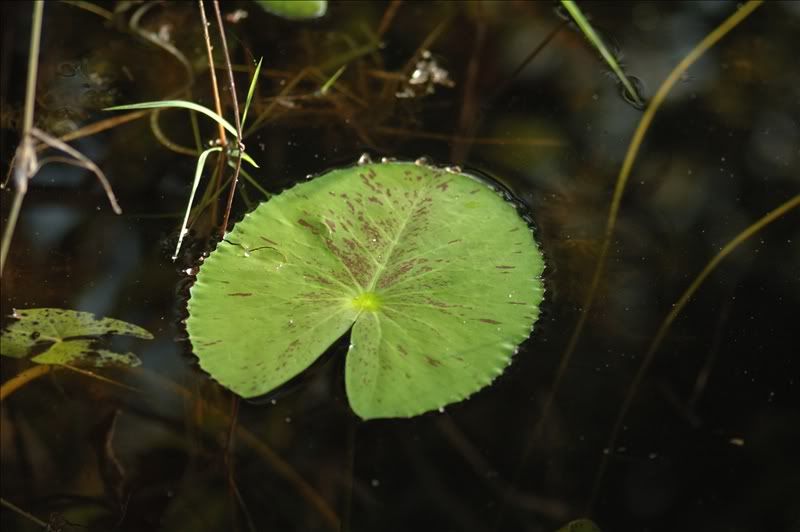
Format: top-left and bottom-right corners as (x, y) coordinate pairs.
(2, 1), (799, 531)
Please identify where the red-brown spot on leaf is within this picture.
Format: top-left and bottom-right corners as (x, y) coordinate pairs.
(424, 355), (442, 367)
(360, 173), (378, 193)
(298, 218), (320, 235)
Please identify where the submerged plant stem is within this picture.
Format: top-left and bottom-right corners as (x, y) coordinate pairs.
(318, 64), (347, 96)
(130, 1), (194, 95)
(135, 369), (340, 530)
(0, 364), (139, 402)
(57, 110), (148, 144)
(501, 0), (764, 524)
(563, 0), (765, 408)
(376, 0), (402, 38)
(589, 193), (799, 508)
(559, 0), (764, 439)
(491, 19), (568, 101)
(0, 365), (51, 401)
(0, 497), (48, 529)
(0, 364), (339, 529)
(150, 110), (199, 156)
(62, 364), (141, 394)
(60, 0), (113, 20)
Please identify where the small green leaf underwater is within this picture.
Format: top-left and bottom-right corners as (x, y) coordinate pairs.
(253, 0), (328, 21)
(186, 160), (545, 419)
(0, 308), (153, 368)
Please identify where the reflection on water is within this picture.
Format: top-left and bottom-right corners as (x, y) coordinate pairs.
(2, 1), (798, 531)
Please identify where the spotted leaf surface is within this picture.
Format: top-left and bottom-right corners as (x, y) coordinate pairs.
(0, 308), (151, 367)
(187, 161), (545, 419)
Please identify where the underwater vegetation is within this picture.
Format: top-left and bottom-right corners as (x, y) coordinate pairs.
(1, 1), (798, 531)
(1, 307), (150, 368)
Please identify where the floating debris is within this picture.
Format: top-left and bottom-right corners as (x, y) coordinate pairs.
(396, 50), (455, 99)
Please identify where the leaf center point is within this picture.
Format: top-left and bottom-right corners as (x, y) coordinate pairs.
(352, 292), (382, 312)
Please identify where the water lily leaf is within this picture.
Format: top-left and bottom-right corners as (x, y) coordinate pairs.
(254, 0), (327, 20)
(187, 161), (545, 419)
(29, 339), (141, 367)
(1, 308), (152, 367)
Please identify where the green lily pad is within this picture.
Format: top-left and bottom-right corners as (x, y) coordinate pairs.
(1, 308), (152, 367)
(254, 0), (327, 20)
(187, 160), (545, 419)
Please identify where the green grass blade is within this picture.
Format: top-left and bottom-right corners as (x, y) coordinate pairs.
(105, 101), (239, 138)
(225, 148), (260, 169)
(560, 0), (645, 108)
(240, 151), (260, 168)
(241, 57), (263, 130)
(318, 65), (347, 95)
(173, 147), (223, 261)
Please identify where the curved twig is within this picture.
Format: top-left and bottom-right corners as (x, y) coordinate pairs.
(29, 128), (122, 214)
(0, 365), (51, 401)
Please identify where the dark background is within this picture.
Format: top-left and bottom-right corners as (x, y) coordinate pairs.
(2, 1), (798, 531)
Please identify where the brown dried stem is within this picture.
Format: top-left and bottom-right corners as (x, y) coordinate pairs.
(0, 0), (43, 278)
(212, 0), (244, 238)
(29, 128), (122, 214)
(197, 0), (228, 147)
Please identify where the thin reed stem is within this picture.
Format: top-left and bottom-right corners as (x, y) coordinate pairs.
(198, 0), (228, 147)
(0, 0), (43, 277)
(212, 0), (244, 237)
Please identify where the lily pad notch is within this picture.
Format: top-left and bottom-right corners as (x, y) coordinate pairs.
(186, 159), (546, 419)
